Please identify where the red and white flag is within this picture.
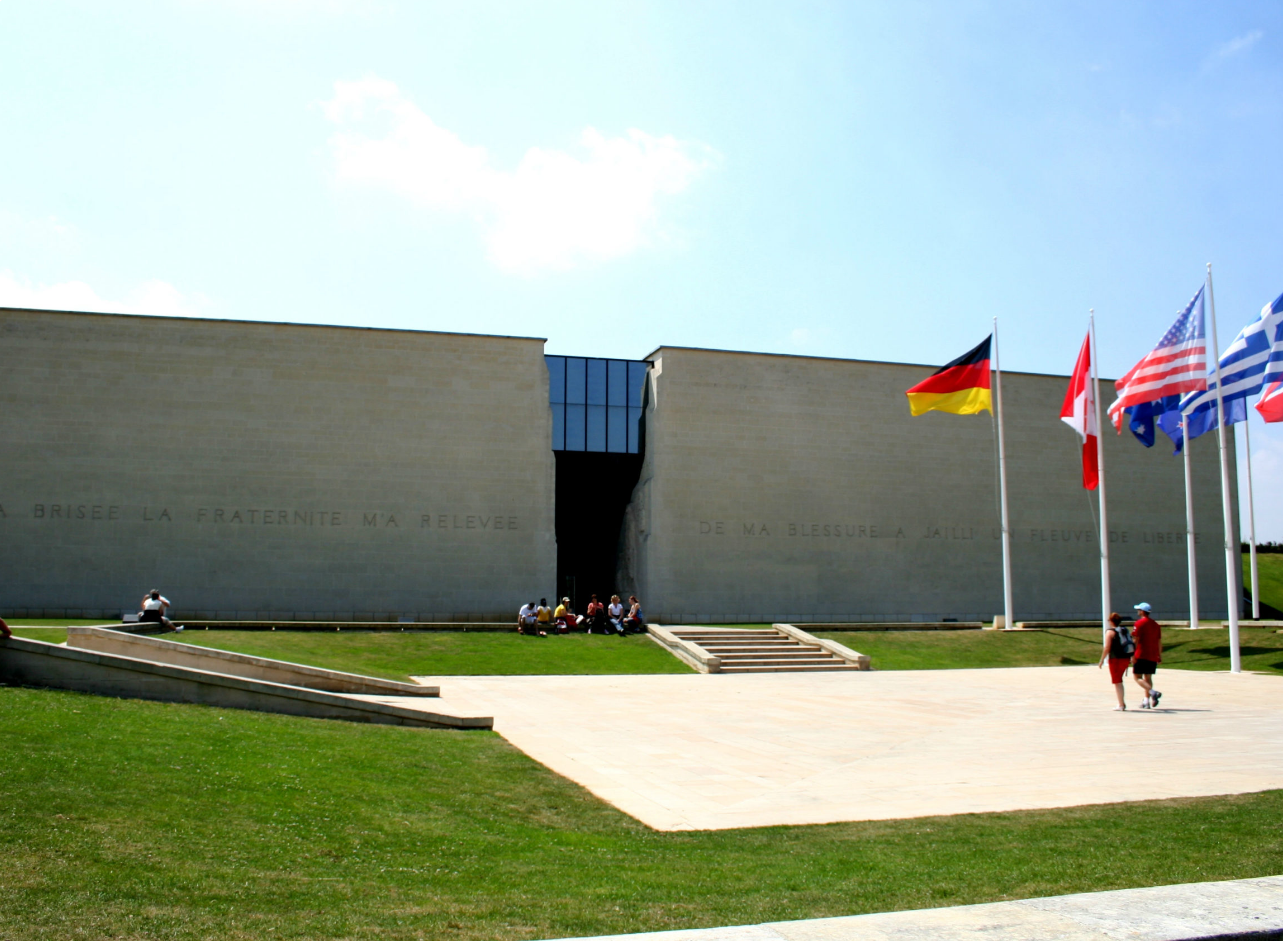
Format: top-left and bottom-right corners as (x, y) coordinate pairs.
(1258, 379), (1283, 423)
(1060, 333), (1099, 490)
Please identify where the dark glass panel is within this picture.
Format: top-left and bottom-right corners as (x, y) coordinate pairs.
(566, 358), (586, 404)
(586, 405), (607, 451)
(607, 406), (627, 452)
(565, 404), (586, 450)
(586, 359), (607, 405)
(628, 361), (648, 407)
(608, 360), (627, 405)
(627, 406), (642, 453)
(546, 356), (566, 404)
(551, 403), (565, 450)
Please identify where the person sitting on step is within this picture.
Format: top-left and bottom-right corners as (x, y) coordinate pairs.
(536, 598), (554, 634)
(624, 595), (646, 634)
(138, 589), (178, 631)
(584, 594), (606, 634)
(607, 595), (626, 635)
(554, 597), (579, 633)
(517, 601), (544, 636)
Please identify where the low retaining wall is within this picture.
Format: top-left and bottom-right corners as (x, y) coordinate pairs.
(169, 620), (514, 632)
(0, 636), (490, 729)
(66, 628), (438, 697)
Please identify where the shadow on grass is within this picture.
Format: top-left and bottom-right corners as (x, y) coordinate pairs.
(1044, 630), (1102, 647)
(1190, 645), (1280, 659)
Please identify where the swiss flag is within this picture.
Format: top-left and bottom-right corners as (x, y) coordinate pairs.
(1060, 333), (1100, 490)
(1258, 379), (1283, 423)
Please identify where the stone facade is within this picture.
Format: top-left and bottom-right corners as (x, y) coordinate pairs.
(0, 309), (555, 620)
(0, 310), (1241, 624)
(621, 346), (1240, 623)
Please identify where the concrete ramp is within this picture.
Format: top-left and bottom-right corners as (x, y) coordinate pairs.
(0, 636), (491, 730)
(66, 627), (438, 696)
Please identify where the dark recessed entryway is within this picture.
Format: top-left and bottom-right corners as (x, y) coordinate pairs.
(545, 354), (649, 612)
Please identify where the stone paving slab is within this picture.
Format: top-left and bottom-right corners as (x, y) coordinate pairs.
(540, 875), (1283, 941)
(369, 666), (1283, 831)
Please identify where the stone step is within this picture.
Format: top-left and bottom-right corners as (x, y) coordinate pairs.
(664, 626), (864, 674)
(677, 633), (794, 640)
(713, 649), (831, 657)
(721, 656), (855, 665)
(719, 663), (861, 673)
(688, 643), (808, 652)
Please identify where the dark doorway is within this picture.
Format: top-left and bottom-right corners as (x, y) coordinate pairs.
(555, 451), (643, 611)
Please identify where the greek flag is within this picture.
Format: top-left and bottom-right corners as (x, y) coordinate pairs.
(1159, 291), (1283, 449)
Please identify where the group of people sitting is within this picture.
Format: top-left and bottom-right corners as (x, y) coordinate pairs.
(517, 594), (645, 637)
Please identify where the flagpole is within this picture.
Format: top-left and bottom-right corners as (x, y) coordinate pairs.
(994, 316), (1015, 631)
(1182, 414), (1200, 628)
(1089, 311), (1111, 639)
(1244, 418), (1259, 620)
(1206, 263), (1241, 672)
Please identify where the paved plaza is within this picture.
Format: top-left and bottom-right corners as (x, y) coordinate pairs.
(546, 875), (1283, 941)
(362, 665), (1283, 831)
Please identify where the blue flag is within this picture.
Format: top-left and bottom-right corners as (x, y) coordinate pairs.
(1164, 291), (1283, 451)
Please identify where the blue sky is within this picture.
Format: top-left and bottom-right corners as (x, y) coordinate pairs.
(2, 1), (1280, 539)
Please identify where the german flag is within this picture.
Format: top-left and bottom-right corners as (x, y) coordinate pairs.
(905, 336), (992, 416)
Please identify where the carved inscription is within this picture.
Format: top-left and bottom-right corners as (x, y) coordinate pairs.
(422, 514), (519, 530)
(694, 519), (1195, 548)
(34, 504), (122, 520)
(22, 502), (520, 534)
(198, 508), (344, 525)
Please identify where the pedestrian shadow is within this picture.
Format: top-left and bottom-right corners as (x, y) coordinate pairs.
(1142, 708), (1213, 713)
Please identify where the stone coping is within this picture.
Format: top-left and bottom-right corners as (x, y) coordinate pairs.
(544, 874), (1283, 940)
(156, 620), (515, 632)
(0, 635), (491, 729)
(66, 627), (437, 697)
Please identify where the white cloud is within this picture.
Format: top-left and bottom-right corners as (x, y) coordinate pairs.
(322, 76), (719, 274)
(0, 270), (211, 318)
(1213, 29), (1264, 60)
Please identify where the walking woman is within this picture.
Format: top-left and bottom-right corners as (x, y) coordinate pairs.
(1098, 612), (1135, 711)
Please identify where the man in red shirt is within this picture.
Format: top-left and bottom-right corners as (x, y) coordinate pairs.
(1131, 602), (1162, 709)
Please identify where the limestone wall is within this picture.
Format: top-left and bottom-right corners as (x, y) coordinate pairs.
(623, 346), (1240, 623)
(0, 309), (555, 620)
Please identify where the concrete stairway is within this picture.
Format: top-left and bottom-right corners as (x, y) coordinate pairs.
(667, 628), (864, 673)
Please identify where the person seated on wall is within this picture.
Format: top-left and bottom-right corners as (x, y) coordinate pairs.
(138, 589), (180, 631)
(536, 598), (555, 634)
(607, 595), (626, 635)
(517, 601), (544, 637)
(624, 595), (646, 634)
(584, 594), (606, 634)
(554, 597), (580, 633)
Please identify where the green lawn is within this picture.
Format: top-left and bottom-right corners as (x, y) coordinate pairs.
(167, 629), (691, 680)
(2, 686), (1281, 941)
(8, 627), (68, 643)
(816, 626), (1283, 675)
(1246, 552), (1283, 613)
(4, 618), (114, 627)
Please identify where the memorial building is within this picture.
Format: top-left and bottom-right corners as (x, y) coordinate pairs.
(0, 307), (1240, 623)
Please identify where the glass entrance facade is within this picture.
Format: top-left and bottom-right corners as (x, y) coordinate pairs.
(545, 356), (648, 453)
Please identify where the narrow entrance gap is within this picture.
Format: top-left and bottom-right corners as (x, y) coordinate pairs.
(555, 452), (644, 612)
(546, 354), (649, 614)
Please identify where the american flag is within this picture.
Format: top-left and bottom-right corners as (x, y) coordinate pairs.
(1108, 286), (1208, 430)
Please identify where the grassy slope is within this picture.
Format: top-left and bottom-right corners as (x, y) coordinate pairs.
(9, 627), (68, 643)
(3, 686), (1281, 941)
(816, 627), (1283, 674)
(1246, 553), (1283, 612)
(167, 630), (691, 680)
